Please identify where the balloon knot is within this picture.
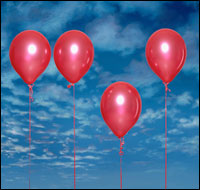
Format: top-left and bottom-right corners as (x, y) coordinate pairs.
(67, 83), (74, 88)
(119, 137), (125, 156)
(163, 82), (171, 92)
(28, 84), (34, 102)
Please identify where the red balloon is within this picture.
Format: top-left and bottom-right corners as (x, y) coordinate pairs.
(9, 30), (51, 85)
(54, 30), (94, 84)
(146, 29), (187, 83)
(100, 82), (142, 138)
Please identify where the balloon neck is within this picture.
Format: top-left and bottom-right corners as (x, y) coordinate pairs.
(119, 137), (125, 156)
(163, 82), (171, 92)
(67, 83), (74, 88)
(28, 84), (34, 102)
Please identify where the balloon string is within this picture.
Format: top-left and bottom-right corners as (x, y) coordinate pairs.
(163, 82), (171, 93)
(73, 84), (76, 190)
(119, 137), (124, 190)
(67, 83), (76, 189)
(28, 84), (34, 190)
(163, 82), (170, 190)
(67, 83), (74, 88)
(120, 156), (122, 190)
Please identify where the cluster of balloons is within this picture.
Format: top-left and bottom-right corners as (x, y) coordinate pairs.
(101, 28), (186, 140)
(9, 28), (186, 189)
(9, 30), (94, 85)
(9, 28), (187, 141)
(9, 30), (94, 190)
(100, 29), (186, 190)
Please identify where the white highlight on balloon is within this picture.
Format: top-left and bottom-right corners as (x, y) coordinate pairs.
(161, 42), (169, 53)
(116, 95), (124, 105)
(28, 44), (37, 54)
(71, 44), (78, 54)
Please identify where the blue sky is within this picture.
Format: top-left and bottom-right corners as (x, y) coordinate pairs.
(1, 1), (199, 189)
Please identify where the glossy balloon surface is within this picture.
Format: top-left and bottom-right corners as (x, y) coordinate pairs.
(101, 82), (142, 138)
(54, 30), (94, 84)
(146, 28), (186, 83)
(9, 30), (51, 84)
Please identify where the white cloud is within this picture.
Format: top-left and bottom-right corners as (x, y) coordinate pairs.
(178, 116), (199, 128)
(76, 145), (96, 154)
(178, 12), (199, 75)
(193, 99), (199, 108)
(1, 70), (29, 97)
(142, 86), (160, 98)
(3, 2), (90, 37)
(76, 97), (94, 110)
(135, 108), (164, 128)
(75, 145), (113, 155)
(115, 1), (164, 17)
(37, 58), (59, 80)
(34, 98), (57, 108)
(62, 128), (91, 139)
(13, 145), (30, 153)
(147, 134), (168, 147)
(59, 147), (69, 155)
(49, 161), (88, 169)
(9, 161), (29, 168)
(91, 95), (100, 108)
(35, 83), (71, 103)
(64, 155), (101, 161)
(75, 78), (87, 91)
(86, 16), (146, 55)
(97, 59), (160, 99)
(146, 134), (199, 156)
(167, 108), (180, 119)
(32, 140), (54, 145)
(2, 138), (36, 158)
(2, 95), (27, 106)
(31, 153), (57, 160)
(132, 132), (138, 137)
(4, 126), (24, 136)
(168, 128), (183, 135)
(33, 124), (45, 129)
(91, 2), (116, 17)
(10, 109), (28, 116)
(176, 92), (193, 106)
(33, 110), (52, 121)
(94, 134), (118, 143)
(168, 136), (199, 155)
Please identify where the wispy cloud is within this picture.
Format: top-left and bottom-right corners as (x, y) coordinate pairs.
(31, 153), (57, 160)
(33, 110), (53, 121)
(176, 92), (193, 106)
(179, 11), (199, 75)
(178, 116), (199, 128)
(4, 126), (25, 136)
(49, 161), (84, 169)
(168, 128), (184, 135)
(114, 1), (164, 17)
(63, 155), (101, 161)
(135, 108), (164, 128)
(146, 134), (199, 156)
(62, 128), (91, 139)
(2, 95), (27, 106)
(97, 59), (160, 100)
(193, 99), (199, 108)
(168, 136), (199, 155)
(2, 139), (36, 158)
(86, 16), (146, 55)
